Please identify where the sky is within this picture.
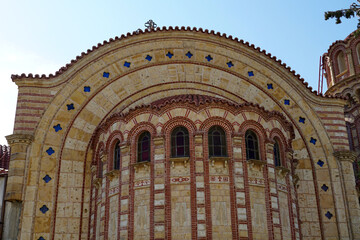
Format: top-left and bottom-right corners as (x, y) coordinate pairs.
(0, 0), (357, 145)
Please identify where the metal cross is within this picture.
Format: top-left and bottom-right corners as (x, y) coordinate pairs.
(144, 20), (157, 30)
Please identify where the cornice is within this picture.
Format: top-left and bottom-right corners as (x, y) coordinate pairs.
(10, 26), (342, 99)
(5, 134), (34, 145)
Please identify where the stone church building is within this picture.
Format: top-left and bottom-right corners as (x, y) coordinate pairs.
(2, 27), (360, 239)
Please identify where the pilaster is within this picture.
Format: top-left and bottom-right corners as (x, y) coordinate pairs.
(5, 134), (33, 201)
(334, 150), (360, 239)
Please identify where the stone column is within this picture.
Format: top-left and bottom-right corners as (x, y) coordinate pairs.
(119, 144), (130, 239)
(334, 150), (360, 239)
(346, 49), (355, 76)
(265, 140), (278, 239)
(232, 135), (248, 238)
(326, 57), (336, 87)
(3, 134), (33, 240)
(153, 136), (166, 239)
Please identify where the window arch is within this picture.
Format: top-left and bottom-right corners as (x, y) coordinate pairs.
(337, 51), (347, 73)
(171, 126), (189, 157)
(138, 131), (151, 162)
(113, 141), (120, 170)
(273, 139), (281, 167)
(356, 43), (360, 64)
(208, 126), (227, 157)
(245, 130), (260, 160)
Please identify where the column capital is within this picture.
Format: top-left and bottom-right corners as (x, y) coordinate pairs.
(153, 136), (165, 146)
(333, 150), (357, 163)
(5, 134), (33, 146)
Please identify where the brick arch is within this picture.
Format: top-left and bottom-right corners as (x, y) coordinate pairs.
(239, 120), (268, 161)
(200, 117), (234, 159)
(15, 30), (350, 239)
(161, 116), (197, 136)
(199, 116), (235, 133)
(105, 130), (124, 170)
(270, 128), (289, 167)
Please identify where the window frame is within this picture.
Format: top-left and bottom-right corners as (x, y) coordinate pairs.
(137, 131), (151, 162)
(245, 130), (260, 160)
(171, 126), (190, 158)
(113, 141), (121, 170)
(208, 125), (227, 157)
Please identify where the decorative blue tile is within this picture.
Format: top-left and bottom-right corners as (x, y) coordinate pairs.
(325, 211), (333, 219)
(310, 137), (317, 145)
(299, 117), (306, 124)
(226, 61), (234, 68)
(40, 205), (49, 214)
(248, 71), (254, 77)
(166, 52), (173, 59)
(317, 160), (324, 167)
(103, 72), (110, 78)
(53, 124), (62, 132)
(84, 86), (91, 92)
(205, 55), (213, 62)
(145, 55), (152, 61)
(124, 61), (131, 68)
(186, 51), (193, 58)
(284, 99), (290, 105)
(46, 147), (54, 156)
(67, 103), (74, 111)
(321, 184), (329, 192)
(43, 175), (52, 183)
(267, 83), (273, 89)
(38, 237), (45, 240)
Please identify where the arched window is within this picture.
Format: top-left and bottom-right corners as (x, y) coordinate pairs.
(138, 131), (151, 162)
(273, 139), (281, 167)
(98, 157), (103, 178)
(171, 127), (189, 157)
(337, 51), (347, 73)
(356, 43), (360, 64)
(113, 141), (120, 170)
(208, 126), (227, 157)
(245, 130), (259, 160)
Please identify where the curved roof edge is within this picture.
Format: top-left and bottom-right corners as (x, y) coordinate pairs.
(92, 94), (295, 143)
(11, 26), (343, 99)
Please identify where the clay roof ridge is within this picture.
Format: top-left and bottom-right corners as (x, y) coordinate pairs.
(11, 26), (339, 99)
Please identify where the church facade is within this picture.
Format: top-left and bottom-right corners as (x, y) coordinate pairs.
(3, 27), (360, 239)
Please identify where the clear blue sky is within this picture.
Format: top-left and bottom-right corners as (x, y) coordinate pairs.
(0, 0), (357, 145)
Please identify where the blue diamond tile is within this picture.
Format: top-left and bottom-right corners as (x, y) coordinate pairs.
(267, 83), (273, 89)
(248, 71), (254, 77)
(299, 117), (305, 124)
(67, 103), (74, 111)
(321, 184), (328, 192)
(124, 61), (131, 68)
(186, 51), (193, 58)
(310, 137), (317, 145)
(227, 61), (234, 68)
(325, 211), (333, 219)
(145, 55), (152, 61)
(53, 124), (62, 132)
(38, 237), (45, 240)
(43, 175), (52, 183)
(46, 147), (54, 156)
(284, 99), (290, 105)
(84, 86), (91, 92)
(205, 55), (213, 62)
(166, 52), (173, 59)
(317, 160), (324, 167)
(40, 205), (49, 214)
(103, 72), (110, 78)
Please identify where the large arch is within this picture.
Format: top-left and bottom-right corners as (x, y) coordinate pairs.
(6, 27), (357, 239)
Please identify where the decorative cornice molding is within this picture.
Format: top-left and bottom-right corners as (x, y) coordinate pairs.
(333, 150), (358, 163)
(5, 134), (34, 145)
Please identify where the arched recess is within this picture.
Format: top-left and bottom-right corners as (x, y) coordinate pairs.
(13, 28), (351, 239)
